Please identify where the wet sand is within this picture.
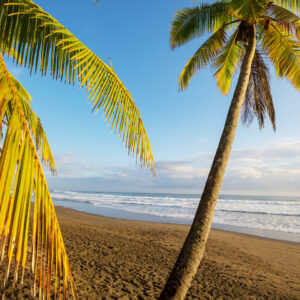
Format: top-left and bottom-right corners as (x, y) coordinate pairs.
(2, 206), (300, 299)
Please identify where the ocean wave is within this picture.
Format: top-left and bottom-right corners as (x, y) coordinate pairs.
(51, 191), (300, 234)
(216, 209), (300, 217)
(52, 197), (92, 205)
(52, 193), (300, 212)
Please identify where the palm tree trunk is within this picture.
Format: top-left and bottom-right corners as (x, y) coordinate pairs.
(159, 25), (257, 300)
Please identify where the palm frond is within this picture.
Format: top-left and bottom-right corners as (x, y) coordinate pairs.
(178, 26), (227, 91)
(170, 2), (231, 49)
(213, 29), (245, 95)
(242, 49), (276, 130)
(273, 0), (300, 15)
(1, 75), (56, 172)
(266, 3), (300, 39)
(0, 40), (23, 65)
(0, 0), (155, 174)
(229, 0), (268, 21)
(260, 21), (300, 90)
(0, 54), (76, 299)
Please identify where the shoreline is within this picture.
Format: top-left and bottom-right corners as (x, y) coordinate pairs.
(56, 204), (300, 245)
(52, 201), (300, 243)
(2, 206), (300, 299)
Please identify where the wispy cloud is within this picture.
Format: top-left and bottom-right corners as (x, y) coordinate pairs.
(46, 140), (300, 195)
(50, 153), (131, 179)
(156, 161), (209, 179)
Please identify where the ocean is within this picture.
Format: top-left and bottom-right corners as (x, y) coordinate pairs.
(51, 191), (300, 243)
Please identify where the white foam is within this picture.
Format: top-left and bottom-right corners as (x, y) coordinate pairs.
(51, 191), (300, 234)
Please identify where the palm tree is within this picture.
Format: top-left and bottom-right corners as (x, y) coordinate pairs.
(160, 1), (300, 299)
(0, 0), (154, 299)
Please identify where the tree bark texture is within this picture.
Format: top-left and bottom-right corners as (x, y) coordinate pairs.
(159, 25), (257, 300)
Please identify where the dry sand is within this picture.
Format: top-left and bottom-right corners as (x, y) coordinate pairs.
(2, 206), (300, 299)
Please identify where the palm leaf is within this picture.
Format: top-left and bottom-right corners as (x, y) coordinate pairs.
(0, 0), (155, 174)
(0, 54), (76, 299)
(178, 26), (227, 91)
(0, 40), (23, 65)
(229, 0), (268, 21)
(260, 21), (300, 90)
(170, 2), (231, 49)
(273, 0), (300, 15)
(266, 3), (300, 39)
(242, 49), (276, 130)
(213, 29), (245, 95)
(1, 75), (56, 172)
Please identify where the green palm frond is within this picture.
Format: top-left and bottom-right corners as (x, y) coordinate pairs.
(0, 41), (23, 65)
(242, 49), (276, 130)
(266, 3), (300, 39)
(273, 0), (300, 15)
(229, 0), (268, 21)
(170, 2), (231, 49)
(260, 22), (300, 90)
(0, 0), (155, 174)
(1, 75), (56, 172)
(178, 26), (227, 91)
(0, 54), (76, 300)
(213, 29), (245, 95)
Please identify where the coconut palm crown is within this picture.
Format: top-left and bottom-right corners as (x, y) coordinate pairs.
(160, 1), (300, 299)
(172, 0), (300, 129)
(0, 0), (154, 299)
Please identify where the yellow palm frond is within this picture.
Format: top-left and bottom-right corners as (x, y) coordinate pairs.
(260, 21), (300, 90)
(1, 75), (56, 172)
(266, 3), (300, 39)
(213, 30), (245, 95)
(0, 54), (76, 299)
(0, 42), (23, 65)
(273, 0), (300, 15)
(0, 0), (155, 174)
(229, 0), (268, 21)
(179, 26), (227, 91)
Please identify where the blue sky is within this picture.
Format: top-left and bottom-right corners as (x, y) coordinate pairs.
(5, 0), (300, 195)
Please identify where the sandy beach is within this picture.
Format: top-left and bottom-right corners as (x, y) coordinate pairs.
(2, 206), (300, 299)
